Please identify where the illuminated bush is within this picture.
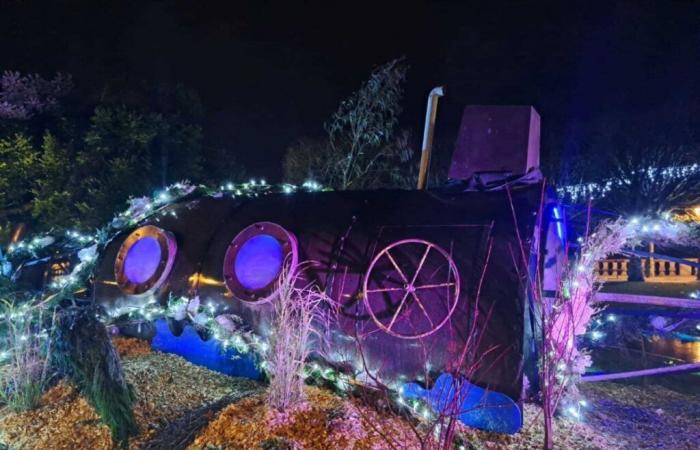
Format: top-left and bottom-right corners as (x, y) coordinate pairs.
(0, 297), (55, 412)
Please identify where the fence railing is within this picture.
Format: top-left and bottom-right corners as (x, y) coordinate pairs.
(597, 257), (700, 281)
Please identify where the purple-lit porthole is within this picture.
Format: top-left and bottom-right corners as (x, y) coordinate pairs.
(223, 222), (297, 303)
(234, 235), (284, 290)
(115, 226), (177, 296)
(123, 236), (162, 284)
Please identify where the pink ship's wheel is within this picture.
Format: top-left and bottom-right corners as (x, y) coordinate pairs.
(362, 239), (460, 339)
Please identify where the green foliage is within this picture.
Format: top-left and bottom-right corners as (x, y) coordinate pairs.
(259, 437), (296, 450)
(30, 132), (79, 228)
(283, 59), (415, 190)
(53, 306), (137, 449)
(0, 73), (213, 234)
(0, 133), (38, 218)
(75, 106), (161, 226)
(327, 59), (405, 151)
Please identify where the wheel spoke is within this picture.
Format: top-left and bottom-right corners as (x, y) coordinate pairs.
(414, 282), (455, 290)
(410, 292), (435, 328)
(387, 290), (410, 330)
(366, 287), (405, 293)
(410, 245), (431, 285)
(364, 239), (460, 339)
(385, 250), (409, 283)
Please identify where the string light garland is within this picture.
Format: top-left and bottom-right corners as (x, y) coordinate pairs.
(4, 178), (698, 430)
(557, 163), (700, 203)
(1, 179), (331, 383)
(3, 179), (328, 289)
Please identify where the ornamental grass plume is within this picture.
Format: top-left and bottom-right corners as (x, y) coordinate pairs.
(0, 296), (56, 412)
(265, 261), (334, 412)
(531, 217), (638, 450)
(527, 211), (697, 450)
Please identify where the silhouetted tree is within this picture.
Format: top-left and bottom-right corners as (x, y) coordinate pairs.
(0, 72), (213, 232)
(283, 59), (416, 190)
(555, 113), (700, 281)
(556, 114), (700, 215)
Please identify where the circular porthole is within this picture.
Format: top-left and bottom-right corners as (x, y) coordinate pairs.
(115, 225), (177, 296)
(223, 222), (297, 303)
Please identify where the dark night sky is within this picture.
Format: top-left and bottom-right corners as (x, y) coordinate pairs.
(2, 0), (698, 179)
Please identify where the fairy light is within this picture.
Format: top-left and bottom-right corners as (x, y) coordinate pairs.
(0, 178), (353, 419)
(566, 406), (580, 419)
(558, 163), (700, 202)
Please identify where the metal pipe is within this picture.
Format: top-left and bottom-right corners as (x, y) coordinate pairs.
(593, 292), (700, 309)
(417, 86), (445, 189)
(581, 362), (700, 382)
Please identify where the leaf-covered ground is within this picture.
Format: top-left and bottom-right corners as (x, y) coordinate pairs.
(1, 338), (699, 449)
(0, 339), (261, 450)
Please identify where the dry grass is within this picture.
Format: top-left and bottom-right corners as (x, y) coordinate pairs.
(266, 262), (334, 412)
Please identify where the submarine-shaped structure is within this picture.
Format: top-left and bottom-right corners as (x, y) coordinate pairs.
(57, 105), (568, 432)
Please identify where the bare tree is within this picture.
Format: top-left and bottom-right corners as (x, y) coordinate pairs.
(555, 115), (700, 282)
(282, 138), (332, 185)
(556, 114), (700, 215)
(283, 59), (415, 190)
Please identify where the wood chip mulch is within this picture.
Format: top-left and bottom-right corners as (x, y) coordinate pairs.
(456, 382), (700, 450)
(188, 386), (423, 450)
(113, 336), (153, 358)
(0, 350), (262, 450)
(0, 382), (112, 450)
(1, 339), (699, 450)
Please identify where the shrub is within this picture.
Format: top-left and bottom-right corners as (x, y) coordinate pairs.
(0, 297), (56, 412)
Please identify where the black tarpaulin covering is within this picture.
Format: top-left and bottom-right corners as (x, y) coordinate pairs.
(94, 182), (543, 401)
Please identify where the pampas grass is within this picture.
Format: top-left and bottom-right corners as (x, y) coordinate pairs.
(0, 297), (55, 412)
(265, 262), (334, 412)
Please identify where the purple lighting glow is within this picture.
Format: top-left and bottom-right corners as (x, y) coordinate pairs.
(234, 234), (283, 290)
(123, 236), (162, 284)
